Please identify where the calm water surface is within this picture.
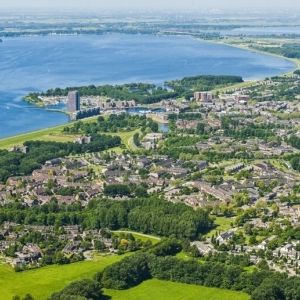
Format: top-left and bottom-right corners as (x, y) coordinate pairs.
(0, 34), (295, 138)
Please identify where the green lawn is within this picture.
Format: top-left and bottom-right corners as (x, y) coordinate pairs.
(244, 265), (258, 273)
(107, 129), (140, 153)
(105, 279), (250, 300)
(206, 216), (235, 238)
(113, 230), (161, 244)
(0, 260), (250, 300)
(175, 251), (191, 261)
(0, 254), (125, 300)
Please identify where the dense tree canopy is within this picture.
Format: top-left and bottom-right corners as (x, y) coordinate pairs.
(0, 197), (213, 240)
(27, 75), (243, 105)
(99, 249), (300, 300)
(254, 44), (300, 59)
(50, 279), (104, 300)
(63, 114), (158, 135)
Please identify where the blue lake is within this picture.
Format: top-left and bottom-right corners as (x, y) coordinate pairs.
(0, 34), (295, 138)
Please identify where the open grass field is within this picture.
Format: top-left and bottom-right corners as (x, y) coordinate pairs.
(0, 254), (125, 300)
(109, 129), (140, 153)
(113, 230), (161, 244)
(105, 279), (250, 300)
(0, 261), (250, 300)
(206, 216), (235, 238)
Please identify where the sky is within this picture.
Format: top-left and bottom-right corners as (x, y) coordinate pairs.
(0, 0), (299, 12)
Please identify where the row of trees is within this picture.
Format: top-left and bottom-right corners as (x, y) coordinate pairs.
(288, 135), (300, 149)
(221, 116), (277, 141)
(0, 197), (214, 240)
(103, 183), (148, 198)
(166, 75), (243, 99)
(47, 237), (300, 300)
(98, 248), (300, 300)
(49, 240), (183, 299)
(50, 279), (104, 300)
(286, 137), (300, 172)
(254, 44), (300, 59)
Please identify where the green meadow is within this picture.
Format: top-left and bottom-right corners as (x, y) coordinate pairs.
(105, 279), (250, 300)
(0, 254), (124, 299)
(206, 216), (235, 238)
(0, 260), (250, 300)
(112, 230), (161, 244)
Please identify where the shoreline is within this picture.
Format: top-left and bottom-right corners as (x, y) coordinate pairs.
(3, 33), (298, 143)
(0, 115), (101, 149)
(210, 38), (299, 76)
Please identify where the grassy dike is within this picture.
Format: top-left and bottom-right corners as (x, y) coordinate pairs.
(0, 118), (89, 149)
(0, 124), (75, 149)
(0, 116), (139, 152)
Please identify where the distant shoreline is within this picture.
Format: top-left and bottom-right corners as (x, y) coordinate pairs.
(212, 39), (299, 76)
(2, 32), (297, 140)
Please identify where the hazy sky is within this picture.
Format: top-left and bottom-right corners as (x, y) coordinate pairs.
(0, 0), (300, 12)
